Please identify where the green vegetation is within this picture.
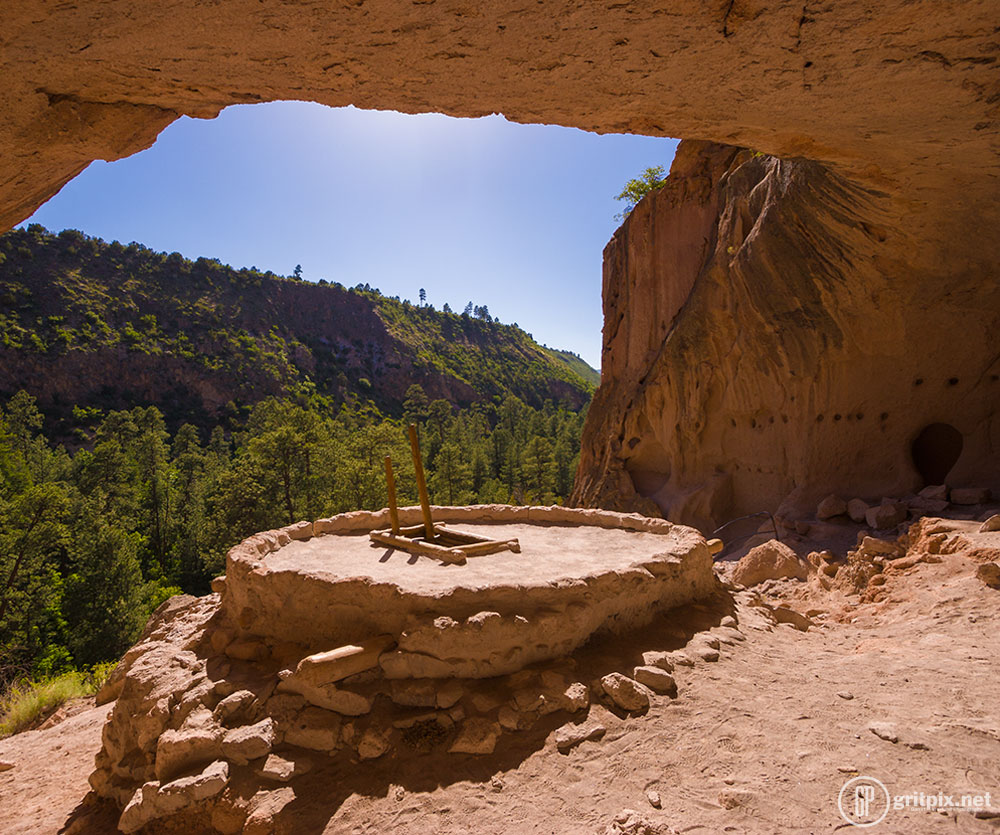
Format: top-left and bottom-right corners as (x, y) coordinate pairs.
(0, 666), (112, 738)
(0, 387), (586, 699)
(0, 226), (597, 438)
(614, 165), (667, 220)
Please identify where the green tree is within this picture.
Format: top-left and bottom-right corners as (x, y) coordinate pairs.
(614, 165), (667, 220)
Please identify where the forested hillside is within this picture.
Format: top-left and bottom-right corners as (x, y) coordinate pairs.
(0, 225), (596, 440)
(0, 388), (586, 691)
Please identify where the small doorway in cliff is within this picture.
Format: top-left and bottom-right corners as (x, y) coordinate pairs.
(911, 422), (963, 486)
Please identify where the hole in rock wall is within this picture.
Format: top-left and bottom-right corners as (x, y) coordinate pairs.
(911, 422), (963, 486)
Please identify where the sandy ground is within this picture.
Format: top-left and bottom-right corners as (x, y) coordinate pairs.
(1, 531), (998, 834)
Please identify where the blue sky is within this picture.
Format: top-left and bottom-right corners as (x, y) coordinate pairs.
(19, 102), (677, 369)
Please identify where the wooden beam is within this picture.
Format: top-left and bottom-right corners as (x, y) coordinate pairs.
(452, 539), (521, 557)
(408, 423), (435, 539)
(384, 455), (400, 535)
(369, 530), (466, 564)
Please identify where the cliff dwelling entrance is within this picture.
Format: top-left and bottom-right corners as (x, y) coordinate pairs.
(911, 422), (963, 486)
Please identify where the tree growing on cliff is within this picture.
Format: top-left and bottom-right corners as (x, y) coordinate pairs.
(614, 165), (667, 220)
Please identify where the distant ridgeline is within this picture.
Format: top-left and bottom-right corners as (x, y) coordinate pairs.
(0, 225), (596, 437)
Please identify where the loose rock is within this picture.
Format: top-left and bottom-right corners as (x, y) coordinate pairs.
(632, 666), (677, 695)
(554, 721), (606, 752)
(979, 515), (1000, 533)
(869, 721), (899, 743)
(847, 498), (870, 523)
(817, 494), (847, 519)
(976, 563), (1000, 589)
(448, 718), (501, 755)
(601, 673), (653, 712)
(951, 487), (991, 505)
(731, 539), (808, 587)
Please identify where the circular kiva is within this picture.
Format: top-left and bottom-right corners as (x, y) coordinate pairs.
(223, 505), (715, 679)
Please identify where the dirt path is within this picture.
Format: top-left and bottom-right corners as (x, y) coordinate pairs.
(1, 542), (997, 833)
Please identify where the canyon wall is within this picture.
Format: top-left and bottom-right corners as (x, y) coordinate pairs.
(572, 141), (1000, 530)
(1, 1), (998, 525)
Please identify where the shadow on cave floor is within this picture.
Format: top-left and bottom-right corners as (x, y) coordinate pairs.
(268, 588), (737, 833)
(58, 588), (736, 834)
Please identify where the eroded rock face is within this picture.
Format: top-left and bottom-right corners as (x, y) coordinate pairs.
(572, 141), (1000, 529)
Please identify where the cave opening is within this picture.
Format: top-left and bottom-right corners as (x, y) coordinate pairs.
(911, 422), (963, 486)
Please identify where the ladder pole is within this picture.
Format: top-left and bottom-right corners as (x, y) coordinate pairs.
(408, 423), (435, 539)
(384, 455), (400, 534)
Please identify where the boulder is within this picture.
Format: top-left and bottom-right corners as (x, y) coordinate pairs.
(640, 651), (675, 672)
(816, 495), (847, 519)
(772, 606), (813, 631)
(858, 536), (903, 558)
(731, 539), (808, 587)
(600, 673), (652, 713)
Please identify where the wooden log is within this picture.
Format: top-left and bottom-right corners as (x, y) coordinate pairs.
(369, 530), (466, 564)
(452, 539), (521, 558)
(384, 456), (400, 535)
(408, 423), (435, 539)
(434, 527), (500, 546)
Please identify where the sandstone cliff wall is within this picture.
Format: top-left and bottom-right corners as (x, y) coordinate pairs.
(572, 141), (1000, 531)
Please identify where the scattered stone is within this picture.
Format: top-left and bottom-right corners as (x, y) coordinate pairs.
(221, 718), (275, 764)
(859, 536), (904, 558)
(715, 626), (746, 642)
(0, 760), (13, 772)
(600, 673), (653, 712)
(979, 515), (1000, 533)
(119, 760), (230, 833)
(951, 487), (991, 505)
(632, 666), (677, 695)
(908, 496), (950, 514)
(693, 646), (721, 662)
(435, 679), (465, 709)
(604, 808), (674, 835)
(154, 707), (224, 781)
(357, 727), (392, 760)
(469, 691), (504, 713)
(497, 706), (532, 731)
(836, 691), (854, 700)
(905, 740), (930, 751)
(976, 563), (1000, 589)
(868, 721), (899, 743)
(243, 787), (296, 835)
(919, 484), (949, 501)
(837, 765), (858, 773)
(731, 539), (808, 587)
(645, 789), (662, 809)
(562, 681), (590, 712)
(213, 690), (256, 725)
(256, 752), (312, 782)
(847, 498), (870, 523)
(277, 675), (372, 715)
(283, 707), (341, 752)
(817, 494), (847, 519)
(720, 615), (737, 628)
(772, 606), (813, 631)
(448, 718), (501, 755)
(865, 503), (908, 530)
(554, 721), (606, 752)
(641, 651), (675, 672)
(389, 679), (438, 708)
